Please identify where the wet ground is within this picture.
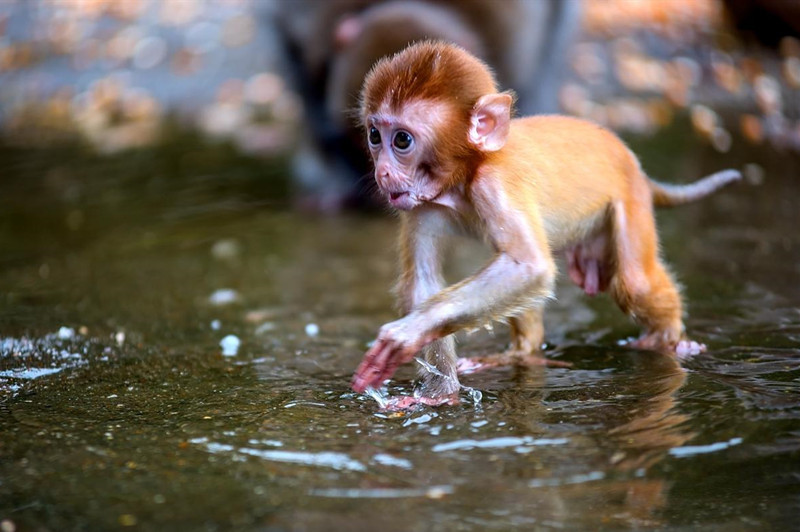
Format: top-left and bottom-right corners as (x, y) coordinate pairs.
(1, 121), (799, 530)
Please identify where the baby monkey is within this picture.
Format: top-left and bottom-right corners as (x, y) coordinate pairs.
(352, 41), (740, 407)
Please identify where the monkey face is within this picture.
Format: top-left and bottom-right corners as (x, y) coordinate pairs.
(364, 100), (449, 211)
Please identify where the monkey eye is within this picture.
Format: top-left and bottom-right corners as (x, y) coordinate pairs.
(392, 131), (413, 151)
(368, 127), (381, 146)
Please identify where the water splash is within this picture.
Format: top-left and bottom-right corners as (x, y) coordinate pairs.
(466, 387), (483, 406)
(361, 360), (483, 409)
(415, 357), (483, 407)
(414, 357), (448, 379)
(363, 386), (390, 409)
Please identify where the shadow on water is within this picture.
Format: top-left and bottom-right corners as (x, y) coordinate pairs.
(1, 118), (799, 530)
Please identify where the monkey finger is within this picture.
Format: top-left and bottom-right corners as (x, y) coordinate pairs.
(374, 354), (404, 386)
(352, 352), (376, 383)
(352, 356), (379, 393)
(352, 341), (393, 392)
(359, 339), (390, 370)
(352, 363), (384, 393)
(368, 344), (404, 386)
(351, 371), (371, 394)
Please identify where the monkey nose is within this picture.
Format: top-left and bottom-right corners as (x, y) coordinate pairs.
(375, 170), (391, 188)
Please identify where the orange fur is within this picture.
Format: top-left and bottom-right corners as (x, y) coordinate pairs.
(351, 42), (740, 403)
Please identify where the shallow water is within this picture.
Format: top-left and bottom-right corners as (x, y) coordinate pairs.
(1, 123), (799, 530)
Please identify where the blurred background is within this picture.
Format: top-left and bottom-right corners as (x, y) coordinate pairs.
(0, 0), (798, 208)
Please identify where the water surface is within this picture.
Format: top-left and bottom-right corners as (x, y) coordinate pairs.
(1, 123), (799, 530)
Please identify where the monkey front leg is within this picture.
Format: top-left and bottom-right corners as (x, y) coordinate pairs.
(398, 209), (462, 401)
(351, 251), (555, 394)
(360, 209), (460, 402)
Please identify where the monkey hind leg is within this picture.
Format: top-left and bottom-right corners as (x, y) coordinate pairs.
(510, 306), (545, 353)
(608, 199), (703, 354)
(456, 307), (571, 375)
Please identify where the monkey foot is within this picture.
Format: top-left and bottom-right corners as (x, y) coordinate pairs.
(456, 352), (572, 375)
(674, 340), (706, 358)
(382, 393), (459, 411)
(626, 336), (706, 357)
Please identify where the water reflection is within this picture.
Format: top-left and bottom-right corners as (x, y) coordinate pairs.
(1, 121), (799, 529)
(436, 350), (691, 528)
(606, 352), (691, 471)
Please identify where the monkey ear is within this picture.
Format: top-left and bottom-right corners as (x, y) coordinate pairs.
(469, 92), (513, 152)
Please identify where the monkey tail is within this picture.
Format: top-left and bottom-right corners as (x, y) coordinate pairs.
(649, 169), (742, 208)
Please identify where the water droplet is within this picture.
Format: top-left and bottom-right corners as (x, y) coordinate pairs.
(220, 334), (240, 356)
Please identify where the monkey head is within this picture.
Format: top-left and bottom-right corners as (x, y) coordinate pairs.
(360, 41), (514, 211)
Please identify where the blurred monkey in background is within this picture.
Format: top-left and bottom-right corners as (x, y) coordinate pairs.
(275, 0), (581, 211)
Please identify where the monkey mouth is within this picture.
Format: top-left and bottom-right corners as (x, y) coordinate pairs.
(386, 190), (416, 210)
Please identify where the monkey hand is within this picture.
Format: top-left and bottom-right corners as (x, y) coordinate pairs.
(351, 316), (434, 393)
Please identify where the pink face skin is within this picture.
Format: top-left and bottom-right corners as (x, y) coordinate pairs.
(365, 101), (447, 211)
